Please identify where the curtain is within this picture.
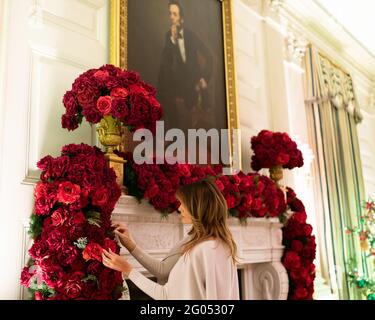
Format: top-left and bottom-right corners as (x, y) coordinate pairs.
(303, 45), (369, 299)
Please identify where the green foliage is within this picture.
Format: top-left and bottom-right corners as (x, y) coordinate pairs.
(81, 274), (98, 284)
(112, 283), (126, 299)
(74, 237), (88, 249)
(345, 199), (375, 300)
(28, 214), (44, 239)
(28, 279), (55, 300)
(85, 211), (102, 228)
(124, 162), (144, 201)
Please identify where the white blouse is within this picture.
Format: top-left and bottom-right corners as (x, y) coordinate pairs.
(128, 238), (240, 300)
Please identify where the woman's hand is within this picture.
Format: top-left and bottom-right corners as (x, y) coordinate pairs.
(112, 222), (136, 252)
(102, 249), (133, 276)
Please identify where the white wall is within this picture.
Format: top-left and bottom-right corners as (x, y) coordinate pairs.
(354, 75), (375, 198)
(233, 0), (271, 173)
(0, 0), (109, 299)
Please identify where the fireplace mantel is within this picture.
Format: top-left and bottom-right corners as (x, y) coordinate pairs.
(113, 195), (289, 300)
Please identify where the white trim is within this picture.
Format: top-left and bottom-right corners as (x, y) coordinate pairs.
(0, 0), (9, 196)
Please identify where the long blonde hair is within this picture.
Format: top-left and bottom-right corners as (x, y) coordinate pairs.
(175, 177), (238, 263)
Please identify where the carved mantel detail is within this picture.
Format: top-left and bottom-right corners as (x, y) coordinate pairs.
(113, 195), (289, 300)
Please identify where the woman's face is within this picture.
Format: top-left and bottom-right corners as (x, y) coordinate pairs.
(178, 200), (192, 224)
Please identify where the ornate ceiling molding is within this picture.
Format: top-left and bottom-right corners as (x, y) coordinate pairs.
(284, 29), (308, 66)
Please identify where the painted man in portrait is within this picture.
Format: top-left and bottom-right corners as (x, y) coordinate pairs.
(157, 0), (213, 134)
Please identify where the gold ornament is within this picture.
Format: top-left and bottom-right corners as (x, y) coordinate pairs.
(269, 165), (283, 186)
(97, 115), (127, 193)
(269, 165), (287, 200)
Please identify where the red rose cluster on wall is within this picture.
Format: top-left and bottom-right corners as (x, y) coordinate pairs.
(20, 144), (124, 300)
(61, 64), (162, 134)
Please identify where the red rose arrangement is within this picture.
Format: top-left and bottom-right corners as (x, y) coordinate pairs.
(61, 64), (162, 134)
(216, 171), (287, 219)
(281, 187), (316, 300)
(119, 151), (222, 213)
(20, 144), (124, 300)
(251, 130), (304, 171)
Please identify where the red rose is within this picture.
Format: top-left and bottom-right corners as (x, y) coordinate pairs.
(276, 152), (290, 165)
(20, 267), (33, 287)
(291, 240), (304, 253)
(63, 91), (78, 115)
(73, 76), (100, 108)
(144, 183), (160, 199)
(35, 291), (44, 300)
(81, 105), (102, 123)
(260, 130), (274, 146)
(57, 182), (81, 204)
(215, 179), (225, 192)
(225, 195), (237, 209)
(43, 265), (66, 289)
(46, 229), (69, 251)
(51, 207), (69, 226)
(96, 96), (112, 115)
(87, 261), (104, 276)
(103, 238), (118, 253)
(57, 245), (80, 266)
(291, 286), (309, 300)
(283, 251), (301, 271)
(302, 224), (313, 237)
(111, 98), (129, 119)
(61, 114), (79, 131)
(29, 239), (49, 259)
(65, 271), (84, 299)
(110, 87), (129, 99)
(70, 211), (86, 225)
(34, 182), (58, 216)
(82, 243), (103, 262)
(98, 269), (117, 294)
(290, 198), (305, 212)
(94, 70), (109, 82)
(92, 186), (109, 207)
(290, 211), (307, 224)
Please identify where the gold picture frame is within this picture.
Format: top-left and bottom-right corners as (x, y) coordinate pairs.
(109, 0), (241, 169)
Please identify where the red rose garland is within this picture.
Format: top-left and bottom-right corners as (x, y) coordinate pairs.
(61, 64), (162, 134)
(282, 187), (316, 300)
(20, 144), (124, 300)
(251, 130), (304, 171)
(216, 171), (287, 219)
(118, 151), (222, 213)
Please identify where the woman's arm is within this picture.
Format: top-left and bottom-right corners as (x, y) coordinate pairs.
(129, 243), (181, 281)
(114, 222), (190, 280)
(102, 248), (168, 300)
(128, 269), (168, 300)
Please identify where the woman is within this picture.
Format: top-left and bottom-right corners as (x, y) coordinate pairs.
(102, 178), (240, 300)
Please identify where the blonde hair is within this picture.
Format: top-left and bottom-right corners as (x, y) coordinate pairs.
(176, 177), (238, 264)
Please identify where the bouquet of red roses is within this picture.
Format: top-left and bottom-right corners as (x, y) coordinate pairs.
(281, 187), (316, 300)
(251, 130), (304, 171)
(215, 171), (286, 220)
(20, 144), (124, 300)
(61, 64), (162, 133)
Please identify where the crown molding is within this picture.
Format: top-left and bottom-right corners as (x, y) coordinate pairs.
(277, 0), (375, 81)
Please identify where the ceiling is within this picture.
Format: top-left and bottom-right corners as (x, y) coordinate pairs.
(314, 0), (375, 56)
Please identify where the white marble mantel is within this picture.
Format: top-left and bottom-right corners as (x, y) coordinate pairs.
(112, 195), (289, 300)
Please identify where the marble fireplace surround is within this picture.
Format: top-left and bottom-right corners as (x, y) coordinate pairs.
(112, 195), (289, 300)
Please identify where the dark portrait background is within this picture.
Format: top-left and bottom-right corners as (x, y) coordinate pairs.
(127, 0), (227, 136)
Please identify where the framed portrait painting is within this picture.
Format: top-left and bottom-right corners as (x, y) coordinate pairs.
(110, 0), (240, 168)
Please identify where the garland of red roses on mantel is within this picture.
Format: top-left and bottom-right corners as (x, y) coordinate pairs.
(20, 144), (125, 300)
